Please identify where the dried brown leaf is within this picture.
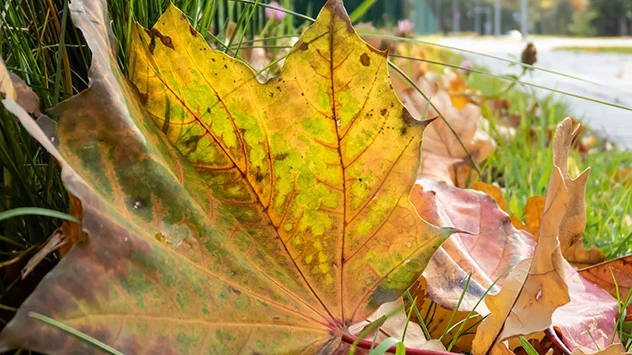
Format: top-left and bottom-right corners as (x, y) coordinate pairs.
(553, 119), (604, 267)
(471, 163), (570, 353)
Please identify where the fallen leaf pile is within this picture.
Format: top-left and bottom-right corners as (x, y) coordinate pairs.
(0, 0), (629, 354)
(413, 119), (621, 354)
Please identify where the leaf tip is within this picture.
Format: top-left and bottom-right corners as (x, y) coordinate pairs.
(324, 0), (353, 32)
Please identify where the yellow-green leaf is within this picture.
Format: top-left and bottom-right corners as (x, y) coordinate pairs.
(0, 0), (451, 353)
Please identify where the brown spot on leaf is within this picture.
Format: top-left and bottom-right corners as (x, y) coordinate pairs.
(380, 108), (387, 116)
(254, 170), (264, 183)
(152, 28), (174, 49)
(183, 135), (201, 153)
(402, 108), (416, 125)
(139, 93), (148, 105)
(299, 41), (309, 51)
(189, 25), (197, 37)
(360, 53), (371, 67)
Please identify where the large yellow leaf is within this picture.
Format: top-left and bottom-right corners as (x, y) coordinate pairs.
(128, 0), (450, 321)
(0, 0), (452, 353)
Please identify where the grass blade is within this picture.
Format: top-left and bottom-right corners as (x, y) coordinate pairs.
(29, 312), (124, 355)
(0, 207), (79, 224)
(369, 338), (400, 355)
(519, 337), (540, 355)
(388, 60), (481, 174)
(365, 34), (598, 85)
(349, 0), (377, 23)
(391, 54), (632, 112)
(228, 0), (315, 23)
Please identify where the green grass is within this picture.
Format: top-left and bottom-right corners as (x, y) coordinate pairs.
(553, 46), (632, 54)
(466, 68), (632, 258)
(0, 0), (87, 319)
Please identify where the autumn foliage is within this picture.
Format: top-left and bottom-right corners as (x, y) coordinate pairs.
(0, 0), (629, 354)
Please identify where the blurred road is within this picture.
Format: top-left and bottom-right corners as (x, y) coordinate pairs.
(437, 37), (632, 149)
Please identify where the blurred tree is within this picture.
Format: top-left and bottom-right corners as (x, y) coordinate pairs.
(590, 0), (632, 36)
(293, 0), (405, 26)
(568, 6), (596, 36)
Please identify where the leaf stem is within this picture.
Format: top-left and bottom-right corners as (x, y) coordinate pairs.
(545, 327), (572, 355)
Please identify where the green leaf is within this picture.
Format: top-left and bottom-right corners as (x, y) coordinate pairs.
(0, 0), (452, 353)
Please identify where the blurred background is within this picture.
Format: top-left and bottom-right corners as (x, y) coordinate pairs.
(292, 0), (632, 148)
(296, 0), (632, 37)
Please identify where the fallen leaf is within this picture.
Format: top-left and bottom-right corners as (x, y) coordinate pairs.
(398, 77), (494, 186)
(469, 182), (523, 229)
(471, 122), (572, 353)
(470, 182), (508, 211)
(524, 196), (546, 239)
(553, 119), (605, 267)
(412, 179), (535, 313)
(579, 255), (632, 322)
(409, 277), (482, 353)
(469, 182), (545, 239)
(553, 261), (621, 353)
(470, 118), (619, 354)
(413, 175), (619, 354)
(0, 0), (452, 353)
(570, 344), (629, 355)
(440, 68), (477, 110)
(348, 298), (448, 351)
(492, 342), (517, 355)
(413, 173), (619, 353)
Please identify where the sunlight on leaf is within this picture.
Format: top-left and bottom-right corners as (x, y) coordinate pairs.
(0, 0), (454, 353)
(552, 119), (605, 268)
(397, 78), (494, 187)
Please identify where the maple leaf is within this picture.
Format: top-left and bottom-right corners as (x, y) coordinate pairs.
(0, 0), (454, 353)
